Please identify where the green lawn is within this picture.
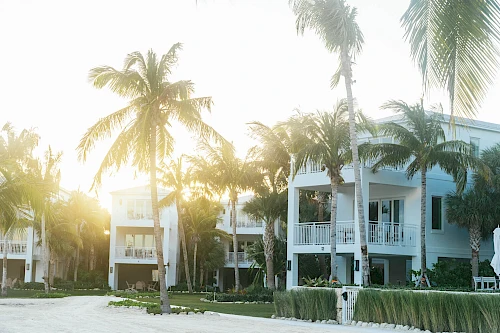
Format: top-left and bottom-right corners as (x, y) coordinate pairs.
(139, 293), (275, 318)
(0, 289), (108, 298)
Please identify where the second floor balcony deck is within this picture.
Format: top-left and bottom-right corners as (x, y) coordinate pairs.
(0, 241), (28, 256)
(115, 246), (157, 260)
(225, 251), (254, 266)
(293, 221), (417, 254)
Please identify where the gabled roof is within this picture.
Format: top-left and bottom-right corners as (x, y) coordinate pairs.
(110, 185), (171, 196)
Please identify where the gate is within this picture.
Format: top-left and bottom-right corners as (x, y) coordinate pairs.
(341, 286), (362, 323)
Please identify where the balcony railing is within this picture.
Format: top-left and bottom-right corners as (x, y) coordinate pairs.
(0, 241), (28, 255)
(294, 221), (356, 245)
(368, 222), (416, 247)
(115, 246), (157, 259)
(294, 159), (405, 175)
(225, 252), (254, 265)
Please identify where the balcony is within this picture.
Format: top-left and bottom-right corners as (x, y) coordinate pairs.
(225, 252), (254, 265)
(294, 221), (355, 245)
(293, 221), (416, 247)
(368, 222), (416, 247)
(115, 246), (157, 260)
(293, 159), (405, 175)
(0, 241), (28, 255)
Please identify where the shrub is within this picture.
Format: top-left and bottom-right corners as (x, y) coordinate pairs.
(108, 299), (205, 315)
(205, 291), (273, 303)
(53, 278), (75, 291)
(273, 288), (337, 321)
(32, 292), (69, 298)
(354, 289), (500, 333)
(107, 291), (162, 299)
(19, 282), (45, 290)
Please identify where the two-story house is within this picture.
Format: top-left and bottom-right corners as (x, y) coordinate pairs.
(0, 187), (71, 285)
(107, 186), (178, 290)
(286, 114), (498, 289)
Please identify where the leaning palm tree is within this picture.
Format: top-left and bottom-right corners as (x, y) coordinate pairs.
(446, 189), (496, 281)
(243, 191), (287, 290)
(290, 0), (370, 285)
(78, 45), (224, 312)
(290, 100), (371, 281)
(367, 100), (487, 286)
(157, 157), (194, 293)
(190, 139), (261, 292)
(401, 1), (500, 121)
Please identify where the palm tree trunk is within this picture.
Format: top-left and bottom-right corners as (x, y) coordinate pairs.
(1, 239), (8, 297)
(419, 169), (430, 287)
(317, 192), (328, 278)
(264, 218), (275, 290)
(41, 214), (50, 293)
(177, 204), (193, 293)
(231, 199), (240, 292)
(470, 223), (481, 282)
(64, 257), (71, 280)
(73, 246), (79, 282)
(200, 265), (204, 288)
(341, 47), (369, 286)
(89, 244), (95, 271)
(193, 241), (198, 289)
(149, 124), (171, 313)
(330, 178), (339, 280)
(49, 251), (56, 286)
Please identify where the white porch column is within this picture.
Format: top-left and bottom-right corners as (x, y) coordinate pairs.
(286, 187), (300, 289)
(24, 227), (35, 282)
(108, 226), (117, 289)
(336, 256), (347, 284)
(383, 259), (390, 285)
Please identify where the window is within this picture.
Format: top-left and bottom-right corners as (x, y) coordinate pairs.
(432, 197), (443, 230)
(125, 234), (156, 248)
(368, 201), (379, 222)
(127, 199), (154, 220)
(470, 137), (480, 158)
(369, 199), (404, 224)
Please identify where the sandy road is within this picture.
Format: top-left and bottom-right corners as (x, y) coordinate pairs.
(0, 296), (393, 333)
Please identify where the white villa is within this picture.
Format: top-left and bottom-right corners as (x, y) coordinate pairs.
(107, 186), (178, 290)
(0, 188), (71, 285)
(286, 114), (498, 289)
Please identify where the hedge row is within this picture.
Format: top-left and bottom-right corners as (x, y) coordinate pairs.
(273, 288), (337, 321)
(205, 291), (273, 303)
(354, 289), (500, 333)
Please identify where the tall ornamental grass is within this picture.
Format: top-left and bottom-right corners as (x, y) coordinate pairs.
(354, 289), (500, 333)
(274, 288), (337, 321)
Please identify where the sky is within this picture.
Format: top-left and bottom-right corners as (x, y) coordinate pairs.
(1, 0), (500, 211)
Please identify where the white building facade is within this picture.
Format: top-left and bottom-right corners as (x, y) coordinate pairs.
(216, 195), (281, 291)
(286, 115), (498, 289)
(107, 186), (178, 290)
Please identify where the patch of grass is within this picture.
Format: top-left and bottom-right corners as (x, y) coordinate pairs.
(31, 292), (69, 298)
(108, 299), (206, 315)
(273, 288), (337, 321)
(106, 291), (161, 298)
(136, 293), (275, 318)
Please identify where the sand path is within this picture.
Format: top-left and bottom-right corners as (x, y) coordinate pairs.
(0, 296), (394, 333)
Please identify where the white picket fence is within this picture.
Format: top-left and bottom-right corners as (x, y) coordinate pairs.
(341, 286), (362, 323)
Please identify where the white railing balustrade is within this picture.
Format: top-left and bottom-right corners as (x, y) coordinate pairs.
(225, 252), (254, 265)
(296, 160), (324, 175)
(368, 222), (416, 247)
(294, 221), (355, 246)
(115, 246), (157, 259)
(0, 241), (27, 255)
(233, 215), (264, 228)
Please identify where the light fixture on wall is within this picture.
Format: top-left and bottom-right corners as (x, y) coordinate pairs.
(26, 264), (30, 271)
(109, 267), (113, 274)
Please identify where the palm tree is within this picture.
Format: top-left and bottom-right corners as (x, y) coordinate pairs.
(158, 157), (194, 293)
(190, 140), (261, 292)
(290, 100), (371, 281)
(290, 0), (370, 285)
(367, 100), (486, 286)
(445, 189), (496, 281)
(243, 191), (287, 290)
(29, 147), (62, 294)
(78, 45), (224, 312)
(401, 1), (500, 121)
(183, 197), (228, 288)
